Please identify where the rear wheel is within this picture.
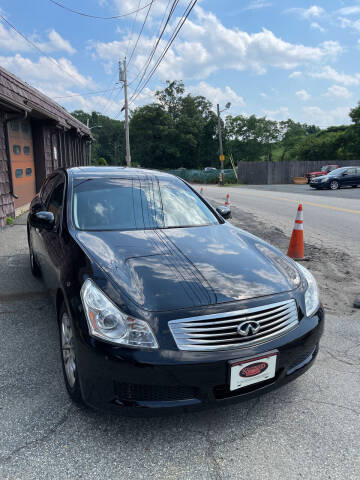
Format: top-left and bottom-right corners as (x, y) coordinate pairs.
(59, 304), (83, 404)
(330, 180), (339, 190)
(351, 185), (358, 188)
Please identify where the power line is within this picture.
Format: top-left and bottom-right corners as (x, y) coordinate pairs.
(127, 0), (155, 67)
(0, 14), (84, 87)
(47, 0), (157, 20)
(53, 86), (123, 99)
(125, 0), (143, 58)
(128, 0), (176, 87)
(129, 0), (198, 106)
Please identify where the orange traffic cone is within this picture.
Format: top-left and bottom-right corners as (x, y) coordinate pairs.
(225, 193), (231, 207)
(287, 204), (304, 260)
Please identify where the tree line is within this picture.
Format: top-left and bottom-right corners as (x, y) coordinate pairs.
(72, 80), (360, 168)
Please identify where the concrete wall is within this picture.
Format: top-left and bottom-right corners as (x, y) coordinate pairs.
(238, 160), (360, 185)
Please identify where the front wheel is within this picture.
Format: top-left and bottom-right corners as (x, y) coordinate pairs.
(330, 180), (339, 190)
(59, 304), (83, 404)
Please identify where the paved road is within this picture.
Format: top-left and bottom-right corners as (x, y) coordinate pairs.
(200, 184), (360, 253)
(0, 215), (360, 479)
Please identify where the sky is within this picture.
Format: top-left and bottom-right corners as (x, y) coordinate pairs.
(1, 0), (360, 127)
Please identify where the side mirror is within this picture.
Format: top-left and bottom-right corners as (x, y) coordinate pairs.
(216, 206), (232, 220)
(30, 211), (55, 230)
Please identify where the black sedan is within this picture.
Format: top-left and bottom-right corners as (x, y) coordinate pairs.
(27, 167), (324, 415)
(310, 166), (360, 190)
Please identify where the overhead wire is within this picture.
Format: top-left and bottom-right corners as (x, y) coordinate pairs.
(128, 0), (176, 88)
(47, 0), (157, 20)
(127, 0), (155, 68)
(128, 0), (198, 107)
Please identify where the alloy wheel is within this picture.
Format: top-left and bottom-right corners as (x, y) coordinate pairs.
(330, 180), (339, 190)
(61, 312), (76, 388)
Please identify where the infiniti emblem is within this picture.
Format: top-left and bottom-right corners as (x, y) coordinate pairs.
(237, 320), (261, 337)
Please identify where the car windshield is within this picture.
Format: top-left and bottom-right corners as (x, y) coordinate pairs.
(321, 166), (327, 172)
(72, 176), (219, 231)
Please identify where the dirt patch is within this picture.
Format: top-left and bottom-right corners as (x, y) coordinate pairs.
(228, 204), (360, 317)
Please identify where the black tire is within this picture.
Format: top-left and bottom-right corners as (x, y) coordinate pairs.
(330, 180), (339, 190)
(351, 185), (357, 188)
(58, 303), (83, 405)
(28, 235), (41, 278)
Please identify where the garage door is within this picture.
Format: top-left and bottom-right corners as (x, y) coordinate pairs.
(8, 119), (36, 209)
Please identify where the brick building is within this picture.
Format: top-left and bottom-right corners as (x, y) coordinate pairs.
(0, 66), (91, 227)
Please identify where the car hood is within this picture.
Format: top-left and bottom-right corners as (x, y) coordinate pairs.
(74, 224), (300, 312)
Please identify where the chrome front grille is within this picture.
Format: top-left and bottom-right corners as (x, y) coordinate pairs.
(169, 299), (299, 351)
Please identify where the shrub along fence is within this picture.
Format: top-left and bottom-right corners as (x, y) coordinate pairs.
(167, 169), (237, 184)
(237, 160), (360, 185)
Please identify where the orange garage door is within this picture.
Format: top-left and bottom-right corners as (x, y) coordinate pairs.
(8, 119), (36, 209)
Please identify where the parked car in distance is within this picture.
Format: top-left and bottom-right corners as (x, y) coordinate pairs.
(204, 167), (217, 171)
(27, 167), (324, 415)
(309, 166), (360, 190)
(305, 164), (339, 183)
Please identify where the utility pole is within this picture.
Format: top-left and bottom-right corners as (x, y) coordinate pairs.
(216, 102), (231, 186)
(119, 58), (131, 167)
(217, 104), (225, 185)
(87, 118), (91, 165)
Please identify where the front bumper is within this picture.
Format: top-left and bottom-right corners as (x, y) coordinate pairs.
(75, 307), (324, 416)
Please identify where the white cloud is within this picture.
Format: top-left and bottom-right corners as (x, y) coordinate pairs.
(0, 24), (75, 54)
(301, 106), (350, 126)
(311, 22), (325, 32)
(289, 71), (302, 78)
(187, 82), (245, 109)
(260, 92), (267, 98)
(309, 66), (360, 86)
(0, 54), (94, 89)
(296, 89), (311, 101)
(243, 1), (272, 11)
(263, 107), (290, 121)
(323, 84), (352, 99)
(91, 7), (343, 82)
(337, 6), (360, 16)
(337, 16), (360, 32)
(287, 5), (325, 19)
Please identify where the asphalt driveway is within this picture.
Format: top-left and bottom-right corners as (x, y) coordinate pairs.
(0, 215), (359, 480)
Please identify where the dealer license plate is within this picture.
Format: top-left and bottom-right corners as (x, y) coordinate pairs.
(230, 352), (277, 391)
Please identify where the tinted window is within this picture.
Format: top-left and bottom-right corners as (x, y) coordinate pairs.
(47, 182), (65, 224)
(346, 168), (356, 175)
(26, 168), (32, 176)
(23, 146), (30, 155)
(13, 145), (21, 155)
(73, 177), (219, 231)
(15, 169), (23, 178)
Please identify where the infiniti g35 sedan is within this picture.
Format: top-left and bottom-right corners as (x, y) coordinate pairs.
(27, 167), (324, 415)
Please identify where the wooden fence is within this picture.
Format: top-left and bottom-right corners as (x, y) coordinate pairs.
(237, 160), (360, 184)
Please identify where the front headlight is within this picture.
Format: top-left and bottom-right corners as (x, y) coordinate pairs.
(296, 263), (320, 317)
(80, 279), (158, 349)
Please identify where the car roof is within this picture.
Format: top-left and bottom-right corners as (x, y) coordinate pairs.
(63, 166), (175, 180)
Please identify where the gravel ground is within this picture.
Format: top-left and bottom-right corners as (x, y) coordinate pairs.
(0, 213), (359, 480)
